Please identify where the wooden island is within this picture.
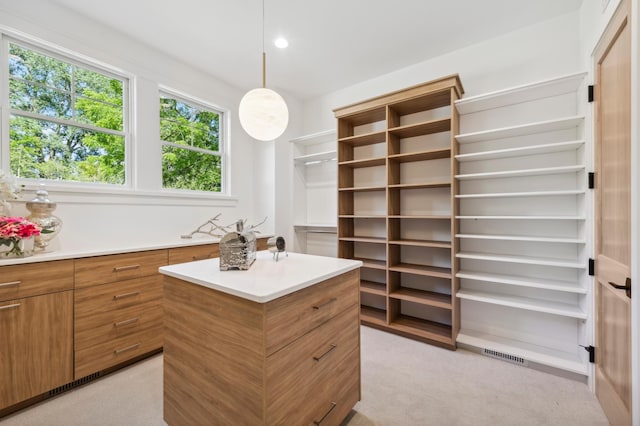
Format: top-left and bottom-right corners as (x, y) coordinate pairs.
(159, 251), (362, 426)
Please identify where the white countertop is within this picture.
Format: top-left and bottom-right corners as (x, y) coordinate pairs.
(159, 251), (362, 303)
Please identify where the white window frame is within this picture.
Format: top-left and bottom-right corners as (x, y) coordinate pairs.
(159, 86), (230, 196)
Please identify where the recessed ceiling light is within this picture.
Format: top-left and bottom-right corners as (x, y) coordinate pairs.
(274, 37), (288, 49)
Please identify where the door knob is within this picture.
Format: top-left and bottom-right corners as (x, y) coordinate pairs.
(608, 277), (631, 298)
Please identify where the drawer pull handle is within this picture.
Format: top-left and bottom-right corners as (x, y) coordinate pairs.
(0, 303), (20, 311)
(0, 280), (20, 288)
(191, 255), (210, 261)
(114, 343), (140, 354)
(113, 264), (141, 272)
(313, 402), (337, 425)
(313, 344), (337, 362)
(113, 291), (140, 300)
(313, 297), (337, 310)
(114, 317), (140, 327)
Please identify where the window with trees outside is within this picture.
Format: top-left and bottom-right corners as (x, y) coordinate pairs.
(160, 92), (224, 193)
(7, 40), (127, 185)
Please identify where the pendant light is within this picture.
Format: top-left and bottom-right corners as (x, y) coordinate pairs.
(239, 0), (289, 141)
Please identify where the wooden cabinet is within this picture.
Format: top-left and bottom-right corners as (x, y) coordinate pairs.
(74, 250), (167, 378)
(168, 244), (219, 265)
(334, 75), (463, 348)
(0, 261), (74, 410)
(163, 268), (360, 425)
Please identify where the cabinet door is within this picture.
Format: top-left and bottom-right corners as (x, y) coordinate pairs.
(0, 291), (73, 409)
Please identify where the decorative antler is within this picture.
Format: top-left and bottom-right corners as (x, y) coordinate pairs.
(180, 214), (233, 239)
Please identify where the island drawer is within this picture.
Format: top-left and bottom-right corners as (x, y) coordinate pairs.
(167, 244), (219, 265)
(74, 275), (162, 316)
(74, 250), (168, 288)
(266, 306), (359, 424)
(0, 260), (73, 302)
(74, 325), (163, 378)
(264, 268), (359, 355)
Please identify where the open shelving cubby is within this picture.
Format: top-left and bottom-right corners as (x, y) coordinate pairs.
(453, 72), (592, 377)
(334, 75), (464, 349)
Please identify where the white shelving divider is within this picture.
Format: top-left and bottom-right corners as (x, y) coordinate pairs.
(290, 130), (337, 256)
(454, 72), (592, 378)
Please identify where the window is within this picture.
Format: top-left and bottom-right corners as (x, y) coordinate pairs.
(160, 92), (224, 193)
(7, 40), (127, 184)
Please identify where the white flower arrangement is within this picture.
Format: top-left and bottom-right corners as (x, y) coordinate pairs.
(0, 169), (22, 215)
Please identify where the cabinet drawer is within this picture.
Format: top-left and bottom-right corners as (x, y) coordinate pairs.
(0, 260), (73, 302)
(74, 250), (168, 288)
(75, 299), (162, 351)
(167, 244), (219, 265)
(75, 275), (162, 317)
(74, 326), (163, 378)
(266, 306), (359, 425)
(265, 269), (359, 355)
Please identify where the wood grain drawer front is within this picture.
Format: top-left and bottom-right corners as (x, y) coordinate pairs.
(266, 306), (359, 425)
(75, 299), (162, 351)
(74, 325), (163, 378)
(0, 260), (73, 302)
(74, 250), (168, 288)
(75, 275), (162, 317)
(265, 268), (359, 355)
(167, 244), (220, 265)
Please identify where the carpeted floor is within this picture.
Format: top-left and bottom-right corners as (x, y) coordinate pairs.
(1, 326), (609, 425)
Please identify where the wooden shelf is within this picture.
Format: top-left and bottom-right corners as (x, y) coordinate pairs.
(457, 330), (587, 375)
(389, 182), (451, 190)
(455, 140), (584, 162)
(456, 251), (584, 269)
(456, 215), (586, 221)
(338, 157), (386, 168)
(388, 89), (453, 115)
(388, 118), (451, 138)
(360, 306), (387, 326)
(388, 263), (452, 279)
(388, 148), (451, 163)
(360, 280), (386, 296)
(454, 72), (587, 114)
(389, 239), (452, 249)
(338, 131), (386, 146)
(338, 185), (386, 192)
(456, 270), (586, 294)
(455, 165), (585, 181)
(339, 236), (386, 244)
(456, 116), (584, 144)
(456, 289), (586, 319)
(456, 233), (585, 244)
(389, 215), (452, 220)
(352, 257), (387, 270)
(456, 189), (585, 199)
(390, 315), (453, 346)
(390, 288), (452, 309)
(293, 151), (337, 165)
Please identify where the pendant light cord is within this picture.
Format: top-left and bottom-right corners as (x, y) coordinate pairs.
(262, 0), (266, 88)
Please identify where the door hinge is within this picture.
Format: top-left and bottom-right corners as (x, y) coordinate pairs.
(581, 345), (596, 363)
(588, 172), (595, 189)
(588, 258), (595, 276)
(588, 85), (594, 102)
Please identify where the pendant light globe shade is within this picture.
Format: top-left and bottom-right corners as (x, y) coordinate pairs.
(239, 87), (289, 141)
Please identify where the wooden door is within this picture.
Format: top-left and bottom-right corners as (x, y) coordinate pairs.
(594, 0), (632, 424)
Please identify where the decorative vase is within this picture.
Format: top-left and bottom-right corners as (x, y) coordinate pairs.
(26, 189), (62, 251)
(0, 236), (35, 258)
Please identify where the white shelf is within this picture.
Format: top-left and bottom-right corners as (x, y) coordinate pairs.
(293, 151), (337, 165)
(455, 140), (584, 162)
(289, 129), (336, 146)
(293, 224), (337, 234)
(456, 215), (586, 220)
(456, 116), (584, 144)
(456, 234), (585, 244)
(455, 165), (584, 180)
(456, 252), (584, 269)
(456, 270), (587, 294)
(457, 289), (587, 319)
(454, 72), (587, 115)
(456, 329), (587, 375)
(456, 190), (585, 199)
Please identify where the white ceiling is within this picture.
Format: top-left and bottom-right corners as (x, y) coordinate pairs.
(52, 0), (583, 100)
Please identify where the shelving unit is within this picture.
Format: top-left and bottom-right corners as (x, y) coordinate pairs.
(291, 130), (337, 256)
(453, 72), (592, 377)
(334, 75), (464, 349)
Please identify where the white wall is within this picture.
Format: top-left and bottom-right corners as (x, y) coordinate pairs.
(0, 1), (297, 251)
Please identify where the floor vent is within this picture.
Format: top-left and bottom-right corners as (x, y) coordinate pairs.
(49, 372), (101, 396)
(483, 348), (527, 366)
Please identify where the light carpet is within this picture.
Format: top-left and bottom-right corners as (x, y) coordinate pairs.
(1, 326), (608, 425)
